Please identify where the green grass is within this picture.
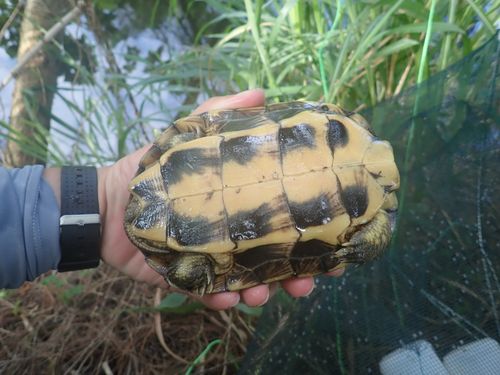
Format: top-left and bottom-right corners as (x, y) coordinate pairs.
(3, 0), (497, 165)
(165, 0), (497, 109)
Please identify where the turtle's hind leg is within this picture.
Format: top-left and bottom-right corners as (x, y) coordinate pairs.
(146, 253), (215, 295)
(337, 209), (394, 263)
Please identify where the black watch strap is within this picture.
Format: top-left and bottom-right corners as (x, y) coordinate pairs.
(58, 166), (101, 272)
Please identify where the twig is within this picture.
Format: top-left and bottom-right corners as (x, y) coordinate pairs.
(153, 288), (190, 364)
(222, 310), (232, 375)
(0, 0), (85, 91)
(0, 0), (26, 43)
(219, 309), (247, 343)
(101, 361), (113, 375)
(0, 298), (34, 333)
(394, 54), (414, 96)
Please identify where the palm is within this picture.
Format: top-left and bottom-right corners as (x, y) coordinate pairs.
(100, 147), (164, 286)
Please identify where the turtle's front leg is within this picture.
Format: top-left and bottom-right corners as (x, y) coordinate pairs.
(337, 209), (394, 263)
(146, 253), (215, 295)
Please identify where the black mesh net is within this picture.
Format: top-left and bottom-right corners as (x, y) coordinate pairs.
(240, 33), (500, 374)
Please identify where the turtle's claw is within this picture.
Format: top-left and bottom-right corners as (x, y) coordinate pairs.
(339, 209), (393, 263)
(163, 253), (215, 295)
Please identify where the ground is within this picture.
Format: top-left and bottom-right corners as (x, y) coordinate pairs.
(0, 264), (255, 374)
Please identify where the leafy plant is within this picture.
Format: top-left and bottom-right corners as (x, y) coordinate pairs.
(41, 274), (85, 304)
(1, 0), (497, 165)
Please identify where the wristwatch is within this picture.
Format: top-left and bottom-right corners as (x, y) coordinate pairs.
(58, 166), (101, 272)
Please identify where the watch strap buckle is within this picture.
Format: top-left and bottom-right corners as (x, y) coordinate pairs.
(60, 214), (101, 227)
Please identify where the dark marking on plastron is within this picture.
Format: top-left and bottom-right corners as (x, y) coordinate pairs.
(289, 193), (332, 230)
(340, 185), (368, 218)
(136, 165), (146, 175)
(234, 243), (294, 282)
(134, 201), (167, 230)
(221, 136), (258, 164)
(131, 179), (158, 202)
(221, 134), (275, 165)
(138, 238), (170, 252)
(160, 148), (219, 186)
(168, 208), (226, 246)
(290, 240), (341, 274)
(327, 119), (348, 150)
(235, 243), (289, 271)
(279, 124), (316, 153)
(228, 203), (274, 241)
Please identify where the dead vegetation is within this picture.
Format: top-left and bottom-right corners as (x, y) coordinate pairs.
(0, 264), (256, 374)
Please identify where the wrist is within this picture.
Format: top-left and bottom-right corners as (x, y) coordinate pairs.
(97, 166), (109, 227)
(42, 167), (61, 208)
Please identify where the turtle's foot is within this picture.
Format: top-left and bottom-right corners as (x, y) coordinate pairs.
(337, 210), (394, 263)
(147, 253), (215, 295)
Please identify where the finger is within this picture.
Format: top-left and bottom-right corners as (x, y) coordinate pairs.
(128, 89), (265, 159)
(327, 267), (345, 277)
(281, 276), (315, 298)
(192, 89), (265, 114)
(200, 292), (241, 311)
(136, 264), (169, 288)
(127, 144), (152, 163)
(240, 284), (270, 307)
(128, 89), (265, 160)
(120, 251), (169, 287)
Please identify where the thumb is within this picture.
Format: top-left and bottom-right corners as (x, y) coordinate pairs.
(192, 89), (265, 114)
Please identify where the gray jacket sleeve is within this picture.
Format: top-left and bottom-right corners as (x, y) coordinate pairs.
(0, 165), (60, 288)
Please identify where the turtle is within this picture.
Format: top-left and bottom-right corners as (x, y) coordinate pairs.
(124, 101), (400, 295)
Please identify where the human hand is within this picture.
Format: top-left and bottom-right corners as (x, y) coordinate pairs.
(98, 89), (344, 310)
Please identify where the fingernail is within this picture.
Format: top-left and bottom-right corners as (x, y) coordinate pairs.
(235, 88), (259, 95)
(235, 89), (251, 96)
(230, 293), (240, 307)
(221, 92), (249, 104)
(257, 292), (270, 307)
(304, 281), (316, 297)
(233, 88), (265, 98)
